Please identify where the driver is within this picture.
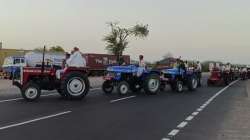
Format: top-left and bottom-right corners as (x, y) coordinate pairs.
(66, 47), (86, 67)
(56, 47), (86, 79)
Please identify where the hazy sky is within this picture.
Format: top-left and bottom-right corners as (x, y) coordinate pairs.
(0, 0), (249, 64)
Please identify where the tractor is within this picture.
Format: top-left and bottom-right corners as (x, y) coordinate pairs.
(102, 65), (161, 95)
(160, 67), (199, 92)
(207, 68), (232, 86)
(12, 46), (90, 101)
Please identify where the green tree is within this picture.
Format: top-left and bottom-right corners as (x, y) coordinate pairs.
(49, 46), (65, 52)
(103, 22), (149, 64)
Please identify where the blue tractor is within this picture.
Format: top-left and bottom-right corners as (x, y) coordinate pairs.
(160, 68), (198, 92)
(102, 65), (161, 95)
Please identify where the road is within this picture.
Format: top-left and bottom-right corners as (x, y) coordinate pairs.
(0, 75), (249, 140)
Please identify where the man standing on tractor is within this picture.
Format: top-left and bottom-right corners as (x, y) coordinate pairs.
(137, 55), (146, 77)
(196, 61), (202, 87)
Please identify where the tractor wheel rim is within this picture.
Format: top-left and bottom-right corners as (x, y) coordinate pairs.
(25, 88), (38, 99)
(148, 79), (159, 92)
(67, 78), (85, 96)
(120, 85), (128, 95)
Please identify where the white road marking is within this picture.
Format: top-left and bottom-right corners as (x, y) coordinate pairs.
(0, 98), (23, 103)
(192, 112), (199, 116)
(110, 96), (136, 103)
(177, 121), (188, 128)
(168, 129), (179, 136)
(185, 116), (194, 121)
(161, 80), (239, 140)
(0, 87), (102, 103)
(0, 111), (71, 130)
(162, 138), (170, 140)
(197, 108), (203, 112)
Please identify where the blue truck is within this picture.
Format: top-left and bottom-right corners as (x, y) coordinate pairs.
(2, 56), (26, 79)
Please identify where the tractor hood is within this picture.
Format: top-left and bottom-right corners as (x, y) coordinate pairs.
(162, 68), (185, 75)
(107, 65), (138, 73)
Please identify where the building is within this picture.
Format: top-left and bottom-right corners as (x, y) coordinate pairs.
(0, 42), (30, 67)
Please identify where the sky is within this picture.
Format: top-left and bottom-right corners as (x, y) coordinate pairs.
(0, 0), (249, 64)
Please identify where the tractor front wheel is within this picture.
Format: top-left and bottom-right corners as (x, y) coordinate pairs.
(102, 80), (114, 94)
(176, 81), (184, 93)
(117, 81), (130, 96)
(21, 82), (41, 102)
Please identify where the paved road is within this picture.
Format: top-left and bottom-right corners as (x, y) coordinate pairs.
(0, 75), (249, 140)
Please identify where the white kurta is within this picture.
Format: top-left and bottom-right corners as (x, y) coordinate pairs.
(66, 51), (86, 67)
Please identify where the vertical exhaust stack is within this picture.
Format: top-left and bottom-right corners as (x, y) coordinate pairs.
(41, 46), (46, 74)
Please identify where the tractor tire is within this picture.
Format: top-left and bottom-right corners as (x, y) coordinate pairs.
(102, 80), (114, 94)
(175, 81), (184, 93)
(61, 72), (90, 100)
(143, 74), (160, 95)
(187, 76), (198, 91)
(117, 81), (130, 96)
(21, 82), (41, 102)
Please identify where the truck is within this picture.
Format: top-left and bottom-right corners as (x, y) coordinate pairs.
(2, 56), (26, 79)
(83, 53), (130, 76)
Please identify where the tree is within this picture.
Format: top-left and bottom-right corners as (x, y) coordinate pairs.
(103, 22), (149, 64)
(163, 52), (173, 59)
(49, 46), (65, 52)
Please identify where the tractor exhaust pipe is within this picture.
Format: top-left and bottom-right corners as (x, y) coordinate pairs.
(41, 46), (46, 74)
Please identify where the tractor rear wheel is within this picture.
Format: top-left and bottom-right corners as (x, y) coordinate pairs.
(21, 82), (41, 102)
(61, 72), (90, 100)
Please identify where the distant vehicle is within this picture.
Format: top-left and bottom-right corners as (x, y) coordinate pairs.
(2, 56), (26, 79)
(207, 68), (232, 86)
(25, 51), (65, 68)
(160, 68), (198, 92)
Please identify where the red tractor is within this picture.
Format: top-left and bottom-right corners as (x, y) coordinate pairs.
(207, 68), (231, 86)
(12, 47), (90, 101)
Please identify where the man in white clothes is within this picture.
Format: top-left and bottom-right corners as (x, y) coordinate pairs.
(196, 61), (202, 86)
(137, 55), (146, 77)
(56, 47), (86, 79)
(66, 47), (86, 67)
